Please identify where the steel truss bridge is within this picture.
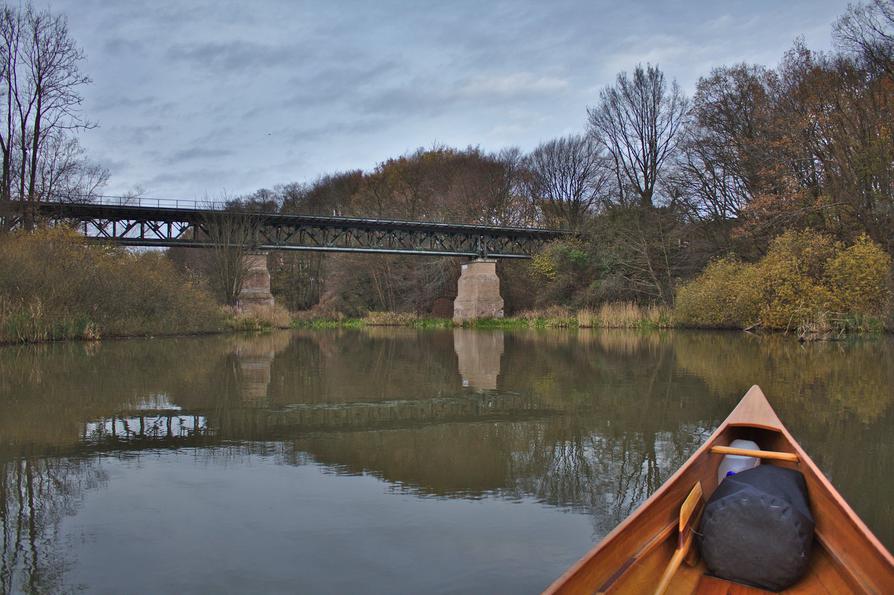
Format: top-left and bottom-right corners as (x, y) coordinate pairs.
(0, 197), (568, 258)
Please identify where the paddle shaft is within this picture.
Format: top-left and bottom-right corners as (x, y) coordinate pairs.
(710, 445), (799, 462)
(654, 482), (704, 595)
(654, 528), (696, 595)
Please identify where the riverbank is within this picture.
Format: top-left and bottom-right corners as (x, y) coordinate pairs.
(2, 228), (889, 345)
(292, 302), (891, 339)
(0, 228), (294, 345)
(292, 304), (674, 331)
(0, 304), (292, 346)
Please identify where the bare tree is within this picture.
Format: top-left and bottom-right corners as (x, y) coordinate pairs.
(523, 134), (611, 230)
(200, 206), (261, 305)
(37, 132), (108, 202)
(587, 64), (689, 208)
(0, 4), (104, 228)
(0, 7), (16, 207)
(665, 64), (776, 252)
(834, 0), (894, 77)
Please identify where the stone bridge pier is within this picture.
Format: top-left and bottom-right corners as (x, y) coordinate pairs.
(453, 259), (504, 323)
(237, 251), (275, 310)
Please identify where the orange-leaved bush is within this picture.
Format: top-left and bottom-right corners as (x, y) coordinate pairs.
(675, 230), (892, 331)
(675, 257), (762, 328)
(0, 226), (224, 342)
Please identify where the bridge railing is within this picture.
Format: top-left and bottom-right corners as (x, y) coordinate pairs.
(47, 194), (232, 211)
(27, 194), (572, 237)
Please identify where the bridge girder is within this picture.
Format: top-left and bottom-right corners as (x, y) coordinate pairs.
(3, 200), (568, 258)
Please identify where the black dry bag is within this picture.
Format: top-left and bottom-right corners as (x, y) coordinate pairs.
(697, 465), (814, 591)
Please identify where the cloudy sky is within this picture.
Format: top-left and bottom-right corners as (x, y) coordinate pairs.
(53, 0), (851, 200)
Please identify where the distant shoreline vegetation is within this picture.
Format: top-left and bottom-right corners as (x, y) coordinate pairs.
(0, 228), (290, 345)
(0, 228), (890, 346)
(675, 231), (892, 340)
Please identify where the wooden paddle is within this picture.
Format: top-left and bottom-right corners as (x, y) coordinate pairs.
(653, 481), (705, 595)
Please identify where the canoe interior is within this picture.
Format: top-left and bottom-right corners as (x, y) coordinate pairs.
(619, 533), (854, 594)
(545, 387), (894, 595)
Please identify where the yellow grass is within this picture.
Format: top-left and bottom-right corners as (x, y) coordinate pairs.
(578, 302), (673, 329)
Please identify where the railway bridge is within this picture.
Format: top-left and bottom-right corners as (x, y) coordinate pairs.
(0, 197), (569, 321)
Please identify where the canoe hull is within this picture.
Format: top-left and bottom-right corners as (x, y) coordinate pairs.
(544, 386), (894, 594)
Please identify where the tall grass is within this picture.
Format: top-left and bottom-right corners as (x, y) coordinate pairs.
(578, 303), (674, 329)
(464, 304), (672, 330)
(0, 227), (225, 343)
(292, 311), (453, 329)
(363, 311), (423, 326)
(224, 304), (293, 331)
(0, 296), (100, 343)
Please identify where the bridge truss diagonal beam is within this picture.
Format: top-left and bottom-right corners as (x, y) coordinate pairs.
(3, 199), (569, 259)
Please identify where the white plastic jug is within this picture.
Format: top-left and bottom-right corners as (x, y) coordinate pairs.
(717, 439), (761, 484)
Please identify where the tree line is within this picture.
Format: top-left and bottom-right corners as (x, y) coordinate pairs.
(204, 1), (893, 315)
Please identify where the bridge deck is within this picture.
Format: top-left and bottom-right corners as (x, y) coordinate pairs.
(1, 198), (568, 258)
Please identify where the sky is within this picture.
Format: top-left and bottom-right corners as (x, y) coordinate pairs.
(50, 0), (853, 200)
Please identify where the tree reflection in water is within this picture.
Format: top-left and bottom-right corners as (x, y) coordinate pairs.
(1, 458), (106, 593)
(0, 328), (891, 591)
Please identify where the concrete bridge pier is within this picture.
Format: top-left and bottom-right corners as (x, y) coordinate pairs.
(237, 251), (275, 310)
(453, 259), (504, 323)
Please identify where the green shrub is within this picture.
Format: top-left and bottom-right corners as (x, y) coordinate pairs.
(529, 239), (596, 306)
(676, 257), (762, 328)
(675, 230), (892, 332)
(756, 231), (838, 330)
(825, 234), (892, 317)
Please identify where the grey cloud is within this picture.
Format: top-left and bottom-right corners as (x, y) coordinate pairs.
(274, 60), (402, 112)
(106, 124), (164, 146)
(92, 95), (159, 113)
(96, 157), (130, 172)
(191, 127), (236, 146)
(55, 0), (849, 199)
(236, 60), (402, 122)
(141, 100), (178, 118)
(357, 72), (570, 118)
(167, 147), (234, 164)
(283, 117), (393, 144)
(165, 40), (306, 73)
(143, 167), (241, 191)
(103, 38), (145, 54)
(142, 157), (301, 197)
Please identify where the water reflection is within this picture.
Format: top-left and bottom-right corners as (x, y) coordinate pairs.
(454, 329), (504, 390)
(232, 332), (292, 405)
(84, 414), (209, 444)
(1, 458), (106, 594)
(0, 329), (891, 593)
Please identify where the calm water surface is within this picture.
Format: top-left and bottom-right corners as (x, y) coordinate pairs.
(1, 329), (892, 594)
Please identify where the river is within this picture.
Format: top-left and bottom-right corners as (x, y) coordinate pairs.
(1, 329), (891, 594)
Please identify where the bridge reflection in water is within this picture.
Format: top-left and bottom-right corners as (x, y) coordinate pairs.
(80, 329), (527, 443)
(1, 329), (892, 593)
(454, 329), (504, 390)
